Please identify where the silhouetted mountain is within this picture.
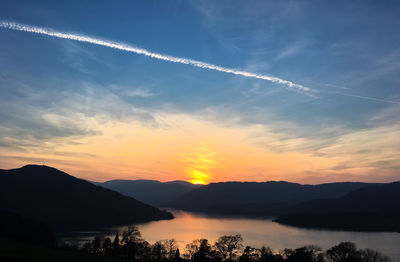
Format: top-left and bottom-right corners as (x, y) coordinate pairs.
(275, 182), (400, 232)
(293, 181), (400, 213)
(0, 165), (173, 233)
(97, 179), (201, 206)
(166, 181), (377, 217)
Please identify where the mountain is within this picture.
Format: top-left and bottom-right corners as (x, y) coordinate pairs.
(274, 182), (400, 232)
(0, 165), (173, 233)
(98, 179), (201, 206)
(166, 181), (377, 217)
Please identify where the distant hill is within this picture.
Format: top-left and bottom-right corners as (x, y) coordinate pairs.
(97, 179), (201, 206)
(274, 182), (400, 232)
(166, 181), (377, 217)
(0, 165), (173, 233)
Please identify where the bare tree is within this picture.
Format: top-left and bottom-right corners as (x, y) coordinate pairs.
(361, 249), (391, 262)
(239, 246), (261, 262)
(326, 242), (362, 262)
(184, 239), (202, 260)
(214, 234), (244, 261)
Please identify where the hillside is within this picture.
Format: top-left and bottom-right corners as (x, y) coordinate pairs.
(274, 182), (400, 232)
(98, 179), (200, 206)
(0, 165), (173, 233)
(166, 181), (377, 217)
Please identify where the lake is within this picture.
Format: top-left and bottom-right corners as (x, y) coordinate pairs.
(65, 209), (400, 260)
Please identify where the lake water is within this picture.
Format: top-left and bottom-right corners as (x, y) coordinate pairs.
(66, 210), (400, 260)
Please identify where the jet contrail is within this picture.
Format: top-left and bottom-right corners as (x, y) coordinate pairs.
(0, 21), (311, 93)
(330, 91), (400, 105)
(2, 21), (399, 106)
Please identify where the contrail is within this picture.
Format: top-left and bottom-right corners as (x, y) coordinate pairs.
(0, 21), (311, 93)
(324, 83), (351, 90)
(330, 91), (400, 105)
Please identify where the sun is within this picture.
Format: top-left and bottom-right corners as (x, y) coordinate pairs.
(188, 169), (209, 185)
(183, 145), (218, 185)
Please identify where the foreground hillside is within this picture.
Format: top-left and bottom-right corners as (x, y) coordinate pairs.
(0, 165), (173, 233)
(98, 179), (200, 206)
(275, 182), (400, 232)
(166, 181), (376, 217)
(0, 238), (124, 262)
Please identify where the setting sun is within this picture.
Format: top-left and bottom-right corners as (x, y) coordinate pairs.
(183, 145), (218, 185)
(188, 169), (209, 185)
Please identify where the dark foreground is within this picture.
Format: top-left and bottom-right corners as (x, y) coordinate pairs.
(1, 225), (392, 262)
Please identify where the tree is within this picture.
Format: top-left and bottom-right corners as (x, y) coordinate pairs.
(259, 246), (283, 262)
(164, 239), (179, 259)
(214, 234), (244, 261)
(121, 225), (142, 245)
(184, 239), (202, 260)
(92, 236), (104, 254)
(175, 248), (181, 261)
(193, 239), (216, 262)
(137, 240), (152, 261)
(239, 246), (261, 262)
(112, 232), (120, 256)
(361, 249), (391, 262)
(326, 242), (362, 262)
(120, 226), (143, 259)
(285, 245), (324, 262)
(102, 237), (112, 255)
(152, 240), (167, 261)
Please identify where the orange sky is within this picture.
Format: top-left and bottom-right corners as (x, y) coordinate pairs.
(1, 111), (398, 184)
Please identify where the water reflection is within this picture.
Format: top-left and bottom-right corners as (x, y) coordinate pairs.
(65, 210), (400, 260)
(136, 210), (400, 261)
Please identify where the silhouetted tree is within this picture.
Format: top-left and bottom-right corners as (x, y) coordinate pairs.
(284, 245), (324, 262)
(92, 236), (104, 254)
(259, 246), (277, 262)
(360, 249), (391, 262)
(193, 239), (216, 262)
(112, 232), (120, 256)
(175, 248), (181, 261)
(184, 239), (202, 260)
(102, 237), (112, 255)
(137, 240), (152, 261)
(239, 246), (261, 262)
(214, 234), (244, 261)
(153, 240), (167, 261)
(72, 228), (394, 262)
(120, 225), (143, 259)
(164, 239), (179, 259)
(326, 242), (362, 262)
(121, 225), (142, 244)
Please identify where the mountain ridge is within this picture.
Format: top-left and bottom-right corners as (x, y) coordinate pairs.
(165, 180), (379, 217)
(97, 178), (201, 206)
(274, 182), (400, 232)
(0, 165), (174, 233)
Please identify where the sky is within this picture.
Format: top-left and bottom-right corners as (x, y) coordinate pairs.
(0, 0), (399, 184)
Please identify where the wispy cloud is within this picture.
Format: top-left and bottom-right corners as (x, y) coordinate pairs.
(0, 21), (311, 93)
(123, 88), (156, 98)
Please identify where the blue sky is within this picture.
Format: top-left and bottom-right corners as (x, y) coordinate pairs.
(0, 1), (399, 183)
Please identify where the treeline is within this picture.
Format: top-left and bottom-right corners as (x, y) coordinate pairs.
(63, 226), (391, 262)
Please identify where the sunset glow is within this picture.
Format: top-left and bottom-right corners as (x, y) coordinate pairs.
(0, 1), (399, 185)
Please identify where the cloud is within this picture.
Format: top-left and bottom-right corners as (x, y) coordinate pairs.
(0, 21), (312, 93)
(0, 78), (159, 154)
